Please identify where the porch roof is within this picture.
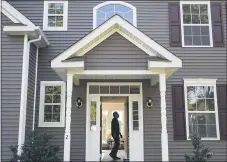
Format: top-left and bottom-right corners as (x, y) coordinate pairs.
(51, 15), (182, 84)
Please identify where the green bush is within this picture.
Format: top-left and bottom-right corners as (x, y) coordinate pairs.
(184, 133), (213, 162)
(10, 131), (60, 162)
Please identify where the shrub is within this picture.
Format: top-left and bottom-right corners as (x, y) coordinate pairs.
(184, 133), (213, 162)
(10, 131), (60, 162)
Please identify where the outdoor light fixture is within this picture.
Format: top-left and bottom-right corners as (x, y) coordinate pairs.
(76, 97), (83, 108)
(147, 97), (153, 108)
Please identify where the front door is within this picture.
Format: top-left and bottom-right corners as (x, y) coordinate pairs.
(86, 95), (101, 161)
(86, 83), (144, 161)
(129, 95), (144, 161)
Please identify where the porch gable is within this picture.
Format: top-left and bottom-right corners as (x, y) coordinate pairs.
(51, 15), (182, 69)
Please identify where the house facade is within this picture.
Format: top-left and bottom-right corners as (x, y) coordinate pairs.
(1, 0), (226, 161)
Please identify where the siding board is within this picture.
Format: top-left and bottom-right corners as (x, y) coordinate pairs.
(85, 33), (148, 70)
(25, 44), (37, 138)
(1, 14), (24, 161)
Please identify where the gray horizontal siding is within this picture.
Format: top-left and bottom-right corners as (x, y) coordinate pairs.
(25, 44), (37, 138)
(85, 33), (148, 70)
(6, 0), (227, 161)
(143, 80), (162, 161)
(1, 14), (24, 161)
(70, 83), (87, 161)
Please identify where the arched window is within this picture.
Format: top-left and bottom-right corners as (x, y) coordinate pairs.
(93, 1), (137, 29)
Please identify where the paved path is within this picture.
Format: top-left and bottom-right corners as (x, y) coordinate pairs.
(101, 150), (127, 161)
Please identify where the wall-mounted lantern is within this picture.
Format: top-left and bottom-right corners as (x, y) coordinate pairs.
(146, 97), (153, 108)
(76, 97), (83, 108)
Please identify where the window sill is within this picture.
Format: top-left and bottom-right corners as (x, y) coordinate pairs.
(187, 137), (220, 141)
(43, 27), (68, 31)
(182, 45), (213, 48)
(38, 122), (65, 127)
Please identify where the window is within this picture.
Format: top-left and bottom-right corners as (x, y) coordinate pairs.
(39, 81), (66, 127)
(93, 1), (136, 28)
(184, 79), (220, 140)
(89, 85), (140, 94)
(180, 1), (213, 47)
(43, 1), (68, 31)
(90, 101), (97, 131)
(132, 101), (139, 130)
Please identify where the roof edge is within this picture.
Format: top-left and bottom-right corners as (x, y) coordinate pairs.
(1, 1), (35, 26)
(3, 26), (49, 48)
(51, 15), (182, 68)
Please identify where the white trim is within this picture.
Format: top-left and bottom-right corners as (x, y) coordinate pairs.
(38, 81), (66, 127)
(184, 78), (220, 140)
(148, 60), (181, 68)
(184, 78), (217, 84)
(3, 26), (50, 48)
(159, 74), (169, 161)
(87, 82), (142, 86)
(180, 1), (213, 47)
(51, 61), (84, 68)
(72, 70), (155, 75)
(18, 34), (29, 155)
(3, 26), (39, 33)
(64, 74), (73, 161)
(93, 1), (137, 29)
(0, 2), (2, 160)
(32, 48), (39, 130)
(51, 15), (182, 69)
(43, 1), (68, 31)
(1, 1), (35, 26)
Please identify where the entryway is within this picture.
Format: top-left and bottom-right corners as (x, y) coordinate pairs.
(101, 96), (128, 161)
(86, 83), (144, 161)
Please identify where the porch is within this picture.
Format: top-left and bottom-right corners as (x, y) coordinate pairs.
(63, 75), (169, 161)
(50, 15), (182, 161)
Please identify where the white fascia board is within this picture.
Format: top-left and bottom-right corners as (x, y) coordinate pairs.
(71, 70), (155, 75)
(2, 1), (35, 26)
(2, 7), (20, 23)
(184, 78), (217, 84)
(51, 61), (84, 69)
(51, 15), (181, 66)
(3, 26), (49, 47)
(52, 17), (118, 63)
(116, 17), (182, 63)
(148, 60), (182, 69)
(3, 26), (36, 34)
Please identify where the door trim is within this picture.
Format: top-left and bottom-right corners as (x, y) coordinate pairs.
(85, 82), (144, 161)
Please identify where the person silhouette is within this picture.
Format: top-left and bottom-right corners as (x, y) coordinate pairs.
(109, 111), (123, 160)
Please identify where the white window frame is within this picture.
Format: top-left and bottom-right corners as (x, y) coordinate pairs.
(93, 1), (137, 29)
(39, 81), (66, 127)
(180, 1), (213, 47)
(43, 1), (68, 31)
(184, 79), (220, 140)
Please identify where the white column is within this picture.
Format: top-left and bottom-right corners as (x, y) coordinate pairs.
(159, 74), (169, 161)
(18, 34), (29, 155)
(64, 74), (73, 161)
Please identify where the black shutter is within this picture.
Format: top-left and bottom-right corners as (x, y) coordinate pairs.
(217, 85), (227, 140)
(211, 2), (224, 47)
(172, 85), (186, 140)
(169, 2), (181, 47)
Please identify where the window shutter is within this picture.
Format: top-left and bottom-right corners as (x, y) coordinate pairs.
(211, 2), (224, 47)
(169, 2), (181, 47)
(172, 85), (186, 140)
(217, 85), (227, 140)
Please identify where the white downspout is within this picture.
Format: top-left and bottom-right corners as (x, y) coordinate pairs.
(18, 35), (42, 155)
(32, 47), (39, 131)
